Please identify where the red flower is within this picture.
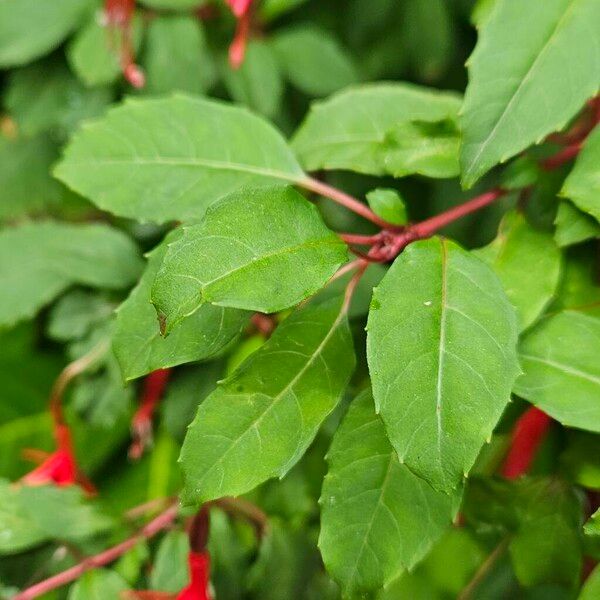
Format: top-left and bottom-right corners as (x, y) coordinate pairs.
(226, 0), (254, 69)
(21, 423), (96, 494)
(176, 552), (212, 600)
(226, 0), (253, 17)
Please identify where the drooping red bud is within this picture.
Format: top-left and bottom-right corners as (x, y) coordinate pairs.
(176, 552), (212, 600)
(226, 0), (253, 69)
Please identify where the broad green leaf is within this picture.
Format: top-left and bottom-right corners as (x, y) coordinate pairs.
(0, 221), (142, 327)
(471, 0), (498, 27)
(551, 249), (600, 316)
(292, 83), (462, 177)
(222, 41), (283, 118)
(378, 118), (460, 179)
(143, 16), (216, 96)
(366, 189), (408, 226)
(0, 0), (93, 67)
(68, 569), (129, 600)
(367, 237), (520, 492)
(271, 26), (358, 97)
(0, 479), (113, 554)
(54, 95), (305, 223)
(0, 134), (63, 220)
(152, 187), (347, 330)
(150, 530), (189, 592)
(180, 296), (355, 503)
(5, 59), (112, 138)
(114, 231), (248, 380)
(320, 391), (461, 596)
(460, 0), (600, 187)
(555, 201), (600, 247)
(561, 125), (600, 223)
(464, 477), (582, 588)
(67, 13), (144, 87)
(474, 211), (562, 331)
(580, 566), (600, 600)
(515, 309), (600, 431)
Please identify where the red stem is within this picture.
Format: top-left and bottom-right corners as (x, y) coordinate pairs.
(339, 233), (381, 245)
(541, 142), (582, 171)
(13, 504), (179, 600)
(501, 407), (552, 479)
(301, 177), (394, 229)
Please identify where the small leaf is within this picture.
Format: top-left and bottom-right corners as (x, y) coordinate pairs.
(271, 26), (358, 97)
(143, 16), (216, 95)
(367, 237), (520, 492)
(515, 309), (600, 432)
(320, 391), (461, 596)
(554, 201), (600, 247)
(561, 125), (600, 223)
(366, 189), (407, 226)
(474, 211), (562, 331)
(179, 296), (355, 503)
(222, 40), (283, 118)
(580, 565), (600, 600)
(460, 0), (600, 187)
(0, 222), (143, 327)
(55, 95), (305, 223)
(152, 187), (347, 330)
(292, 83), (462, 176)
(68, 569), (130, 600)
(0, 0), (93, 67)
(114, 231), (248, 380)
(150, 531), (189, 592)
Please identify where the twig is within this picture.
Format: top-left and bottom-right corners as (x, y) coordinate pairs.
(212, 497), (268, 538)
(458, 537), (510, 600)
(13, 503), (179, 600)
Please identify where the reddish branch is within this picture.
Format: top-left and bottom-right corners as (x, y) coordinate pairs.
(226, 0), (254, 69)
(129, 368), (172, 460)
(501, 407), (552, 478)
(13, 503), (180, 600)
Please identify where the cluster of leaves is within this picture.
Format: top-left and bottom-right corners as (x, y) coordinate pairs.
(1, 0), (600, 599)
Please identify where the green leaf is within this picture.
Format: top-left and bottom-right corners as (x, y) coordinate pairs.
(114, 231), (248, 380)
(464, 477), (582, 588)
(515, 309), (600, 431)
(378, 118), (461, 179)
(180, 296), (355, 503)
(152, 187), (347, 330)
(585, 509), (600, 537)
(292, 83), (462, 177)
(138, 0), (206, 8)
(5, 58), (112, 138)
(366, 189), (407, 226)
(150, 530), (189, 592)
(0, 221), (142, 327)
(474, 211), (562, 331)
(460, 0), (600, 187)
(143, 16), (216, 96)
(555, 201), (600, 247)
(67, 13), (144, 87)
(271, 26), (358, 97)
(367, 237), (520, 492)
(580, 565), (600, 600)
(320, 391), (461, 596)
(55, 95), (305, 223)
(0, 480), (113, 554)
(68, 569), (129, 600)
(0, 0), (93, 67)
(561, 125), (600, 223)
(222, 40), (283, 118)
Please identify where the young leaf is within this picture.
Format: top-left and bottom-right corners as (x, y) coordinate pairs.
(0, 0), (93, 67)
(150, 530), (189, 592)
(114, 231), (248, 381)
(0, 222), (143, 327)
(320, 391), (461, 596)
(292, 83), (462, 177)
(152, 187), (347, 330)
(54, 95), (305, 223)
(68, 569), (130, 600)
(474, 211), (562, 331)
(222, 40), (283, 118)
(271, 26), (358, 97)
(561, 125), (600, 223)
(367, 237), (520, 492)
(555, 201), (600, 247)
(179, 296), (355, 503)
(460, 0), (600, 187)
(366, 189), (407, 226)
(580, 566), (600, 600)
(143, 16), (216, 96)
(515, 309), (600, 432)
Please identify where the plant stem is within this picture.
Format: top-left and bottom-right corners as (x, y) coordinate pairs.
(13, 503), (179, 600)
(458, 537), (510, 600)
(213, 497), (268, 537)
(342, 260), (368, 313)
(339, 232), (381, 245)
(540, 142), (582, 170)
(301, 177), (393, 229)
